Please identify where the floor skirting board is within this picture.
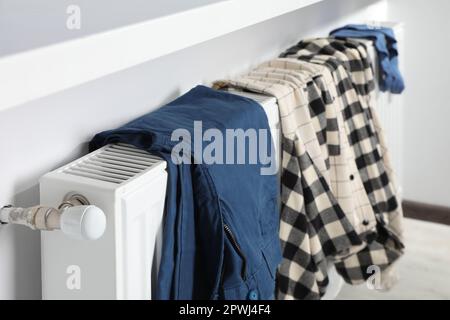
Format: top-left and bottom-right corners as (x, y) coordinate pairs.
(402, 200), (450, 226)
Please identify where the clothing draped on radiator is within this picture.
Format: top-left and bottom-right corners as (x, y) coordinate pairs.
(214, 37), (404, 299)
(330, 24), (405, 94)
(90, 85), (282, 300)
(89, 25), (405, 301)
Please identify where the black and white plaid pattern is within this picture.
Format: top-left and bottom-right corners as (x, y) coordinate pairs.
(282, 38), (403, 224)
(282, 38), (376, 98)
(213, 38), (404, 299)
(281, 38), (404, 288)
(278, 135), (362, 299)
(214, 67), (369, 299)
(256, 60), (341, 160)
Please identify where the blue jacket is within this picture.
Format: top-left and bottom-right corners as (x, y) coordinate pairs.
(90, 86), (282, 300)
(330, 24), (405, 94)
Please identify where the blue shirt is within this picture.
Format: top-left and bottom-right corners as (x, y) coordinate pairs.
(90, 86), (282, 299)
(330, 24), (405, 94)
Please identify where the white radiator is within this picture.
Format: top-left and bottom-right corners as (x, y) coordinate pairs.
(40, 144), (168, 299)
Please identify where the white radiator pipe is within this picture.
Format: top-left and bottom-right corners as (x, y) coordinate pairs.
(0, 193), (106, 241)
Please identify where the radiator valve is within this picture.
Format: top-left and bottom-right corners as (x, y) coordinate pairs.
(0, 193), (106, 240)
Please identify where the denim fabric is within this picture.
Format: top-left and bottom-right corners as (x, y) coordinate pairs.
(330, 24), (405, 94)
(90, 85), (281, 300)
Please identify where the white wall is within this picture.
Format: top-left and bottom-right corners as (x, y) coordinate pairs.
(0, 0), (386, 299)
(388, 0), (450, 207)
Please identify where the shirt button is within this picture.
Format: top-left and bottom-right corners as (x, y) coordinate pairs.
(349, 174), (355, 181)
(362, 219), (370, 226)
(248, 290), (259, 300)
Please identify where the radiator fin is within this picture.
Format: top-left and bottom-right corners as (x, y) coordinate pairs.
(63, 144), (163, 184)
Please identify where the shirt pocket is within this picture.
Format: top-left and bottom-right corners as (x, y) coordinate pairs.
(220, 236), (282, 300)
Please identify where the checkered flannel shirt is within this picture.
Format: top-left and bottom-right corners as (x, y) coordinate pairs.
(281, 38), (404, 231)
(214, 38), (404, 300)
(278, 38), (405, 297)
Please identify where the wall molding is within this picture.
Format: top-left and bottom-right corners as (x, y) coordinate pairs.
(403, 200), (450, 226)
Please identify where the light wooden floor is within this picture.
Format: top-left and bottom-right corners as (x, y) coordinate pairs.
(336, 218), (450, 300)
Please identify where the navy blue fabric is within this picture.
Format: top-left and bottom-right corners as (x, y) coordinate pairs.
(89, 85), (281, 300)
(330, 24), (405, 94)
